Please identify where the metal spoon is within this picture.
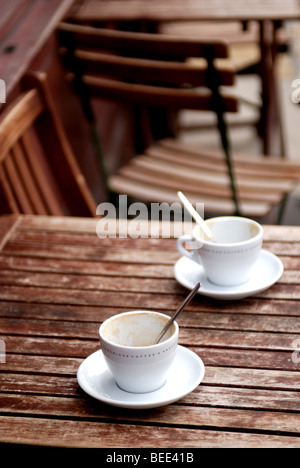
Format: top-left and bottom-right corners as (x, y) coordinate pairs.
(155, 283), (200, 344)
(177, 191), (214, 241)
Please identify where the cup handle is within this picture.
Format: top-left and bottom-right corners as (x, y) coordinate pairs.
(177, 235), (202, 264)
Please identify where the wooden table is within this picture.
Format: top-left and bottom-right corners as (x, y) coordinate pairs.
(0, 214), (299, 448)
(70, 0), (300, 23)
(0, 0), (75, 99)
(69, 0), (300, 156)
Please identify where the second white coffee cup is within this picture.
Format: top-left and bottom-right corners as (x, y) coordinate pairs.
(177, 216), (263, 287)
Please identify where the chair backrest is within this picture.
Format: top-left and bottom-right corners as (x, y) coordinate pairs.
(0, 71), (97, 216)
(58, 22), (238, 113)
(58, 23), (241, 214)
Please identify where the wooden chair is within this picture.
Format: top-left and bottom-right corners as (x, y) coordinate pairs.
(58, 22), (300, 221)
(0, 71), (97, 216)
(159, 20), (290, 156)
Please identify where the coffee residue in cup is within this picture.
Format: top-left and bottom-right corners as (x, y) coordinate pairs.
(103, 312), (174, 347)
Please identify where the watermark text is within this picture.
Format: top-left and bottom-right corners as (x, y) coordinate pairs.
(292, 79), (300, 103)
(96, 195), (204, 243)
(0, 79), (6, 103)
(0, 338), (6, 363)
(292, 338), (300, 364)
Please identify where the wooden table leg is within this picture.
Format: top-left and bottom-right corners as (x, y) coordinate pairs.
(259, 20), (283, 156)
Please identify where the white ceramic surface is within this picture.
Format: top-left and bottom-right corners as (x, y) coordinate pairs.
(99, 311), (178, 393)
(174, 249), (284, 300)
(77, 346), (205, 409)
(177, 216), (263, 287)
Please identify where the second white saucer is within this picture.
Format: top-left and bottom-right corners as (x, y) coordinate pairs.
(174, 249), (284, 300)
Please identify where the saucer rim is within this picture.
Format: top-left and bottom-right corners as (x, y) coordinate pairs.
(77, 345), (205, 409)
(174, 249), (284, 300)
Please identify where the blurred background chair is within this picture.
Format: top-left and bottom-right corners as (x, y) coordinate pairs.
(58, 23), (300, 222)
(66, 0), (293, 157)
(0, 71), (97, 216)
(159, 19), (290, 154)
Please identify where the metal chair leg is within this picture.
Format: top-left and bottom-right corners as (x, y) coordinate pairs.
(204, 44), (242, 217)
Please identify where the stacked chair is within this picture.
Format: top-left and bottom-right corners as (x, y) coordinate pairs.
(58, 22), (300, 222)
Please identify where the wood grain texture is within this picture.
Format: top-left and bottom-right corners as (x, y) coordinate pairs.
(0, 215), (299, 447)
(0, 73), (97, 217)
(0, 0), (74, 97)
(69, 0), (300, 22)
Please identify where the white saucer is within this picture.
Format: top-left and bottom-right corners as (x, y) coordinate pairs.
(174, 249), (284, 300)
(77, 346), (205, 409)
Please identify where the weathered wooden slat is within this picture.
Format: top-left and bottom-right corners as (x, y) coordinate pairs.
(0, 1), (32, 43)
(195, 347), (299, 372)
(3, 336), (99, 360)
(8, 229), (177, 249)
(0, 0), (75, 97)
(0, 255), (174, 278)
(0, 373), (77, 396)
(2, 242), (180, 264)
(203, 367), (300, 393)
(0, 253), (299, 287)
(0, 287), (299, 332)
(0, 301), (128, 322)
(0, 285), (180, 309)
(257, 284), (300, 300)
(0, 281), (299, 316)
(1, 256), (298, 292)
(69, 0), (300, 23)
(5, 235), (300, 267)
(0, 416), (299, 448)
(1, 349), (299, 392)
(17, 215), (300, 242)
(263, 242), (300, 256)
(1, 336), (297, 372)
(17, 215), (194, 239)
(2, 354), (80, 376)
(180, 328), (299, 352)
(0, 267), (299, 308)
(1, 333), (298, 371)
(1, 317), (297, 352)
(0, 394), (299, 434)
(18, 215), (100, 233)
(8, 236), (294, 258)
(1, 281), (300, 313)
(1, 294), (300, 318)
(184, 386), (300, 412)
(0, 268), (176, 294)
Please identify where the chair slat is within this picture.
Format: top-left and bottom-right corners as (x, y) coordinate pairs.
(20, 131), (64, 216)
(116, 156), (285, 203)
(75, 49), (235, 87)
(0, 72), (97, 217)
(4, 150), (34, 214)
(82, 75), (238, 112)
(12, 141), (46, 215)
(0, 164), (19, 213)
(146, 143), (300, 183)
(59, 22), (230, 59)
(160, 139), (300, 177)
(109, 175), (271, 218)
(0, 89), (43, 163)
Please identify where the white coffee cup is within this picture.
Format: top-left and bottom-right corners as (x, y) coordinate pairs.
(99, 310), (178, 393)
(177, 216), (263, 287)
